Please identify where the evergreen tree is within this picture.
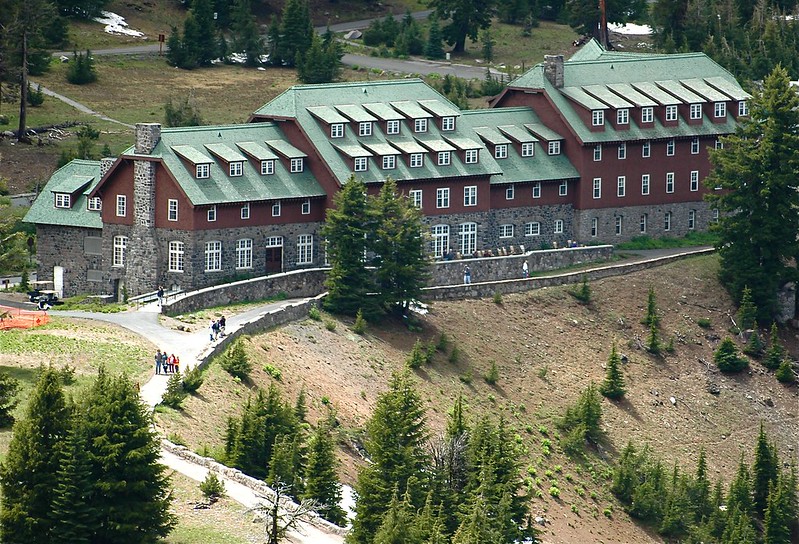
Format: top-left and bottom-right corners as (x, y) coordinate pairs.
(727, 454), (754, 520)
(451, 491), (502, 544)
(480, 29), (494, 62)
(644, 286), (659, 327)
(630, 459), (666, 522)
(0, 370), (20, 427)
(752, 422), (779, 518)
(66, 50), (97, 84)
(400, 11), (424, 55)
(561, 382), (602, 442)
(373, 487), (421, 544)
(705, 66), (799, 321)
(689, 448), (712, 523)
(165, 25), (185, 67)
(304, 423), (346, 525)
(722, 505), (757, 544)
(294, 386), (308, 422)
(659, 464), (691, 537)
(743, 329), (764, 358)
(50, 423), (96, 543)
(230, 0), (264, 66)
(424, 16), (446, 60)
(763, 473), (793, 544)
(565, 0), (647, 43)
(180, 13), (202, 69)
(275, 0), (313, 67)
(775, 359), (795, 383)
(220, 338), (252, 379)
(0, 367), (71, 543)
(714, 337), (747, 372)
(600, 343), (626, 399)
(161, 370), (187, 408)
(268, 433), (304, 500)
(428, 0), (497, 53)
(191, 0), (217, 65)
(298, 32), (341, 84)
(737, 285), (758, 330)
(764, 322), (785, 370)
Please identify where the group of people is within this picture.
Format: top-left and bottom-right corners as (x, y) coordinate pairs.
(210, 316), (226, 341)
(155, 349), (180, 375)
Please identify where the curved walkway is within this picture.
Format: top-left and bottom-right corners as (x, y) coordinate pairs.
(31, 82), (134, 129)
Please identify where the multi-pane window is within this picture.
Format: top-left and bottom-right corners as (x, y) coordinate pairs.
(590, 217), (598, 237)
(548, 141), (561, 155)
(241, 203), (250, 220)
(617, 176), (626, 197)
(382, 155), (396, 169)
(414, 118), (428, 133)
(196, 163), (210, 178)
(330, 123), (344, 138)
(715, 139), (724, 150)
(207, 205), (217, 222)
(688, 209), (696, 230)
(359, 122), (372, 136)
(464, 186), (477, 207)
(409, 189), (422, 208)
(229, 162), (243, 176)
(499, 224), (514, 238)
(642, 140), (651, 158)
(666, 139), (675, 156)
(592, 178), (601, 199)
(302, 199), (311, 215)
(666, 105), (678, 121)
(205, 241), (222, 271)
(664, 211), (672, 231)
(593, 144), (602, 162)
(618, 142), (626, 160)
(640, 213), (647, 233)
(272, 201), (281, 217)
(615, 216), (622, 235)
(459, 223), (477, 255)
(464, 149), (478, 163)
(297, 234), (313, 264)
(495, 144), (508, 159)
(410, 153), (424, 168)
(642, 174), (650, 195)
(386, 120), (400, 135)
(438, 151), (451, 166)
(55, 193), (71, 208)
(169, 241), (184, 272)
(354, 157), (368, 171)
(690, 170), (699, 191)
(691, 137), (700, 154)
(112, 235), (127, 267)
(714, 102), (726, 118)
(641, 107), (653, 123)
(521, 142), (534, 157)
(713, 209), (720, 222)
(592, 110), (604, 126)
(116, 195), (126, 217)
(738, 101), (749, 116)
(558, 180), (567, 196)
(532, 182), (541, 199)
(432, 225), (449, 258)
(236, 239), (253, 269)
(441, 117), (455, 131)
(290, 158), (303, 173)
(436, 188), (450, 208)
(616, 108), (629, 125)
(554, 219), (564, 234)
(690, 103), (702, 119)
(168, 199), (178, 221)
(505, 186), (514, 200)
(666, 172), (675, 193)
(525, 221), (541, 237)
(87, 197), (101, 211)
(261, 160), (274, 175)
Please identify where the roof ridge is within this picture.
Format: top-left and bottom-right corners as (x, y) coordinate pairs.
(291, 78), (424, 91)
(161, 122), (277, 134)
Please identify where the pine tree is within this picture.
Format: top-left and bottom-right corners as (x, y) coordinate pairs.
(50, 423), (96, 543)
(630, 459), (666, 522)
(743, 329), (764, 358)
(373, 487), (421, 544)
(230, 0), (263, 66)
(690, 448), (712, 523)
(775, 359), (795, 383)
(161, 370), (187, 408)
(298, 32), (340, 84)
(294, 386), (308, 422)
(659, 464), (691, 537)
(714, 337), (747, 372)
(191, 0), (217, 65)
(0, 367), (71, 543)
(727, 454), (754, 520)
(646, 321), (661, 355)
(764, 322), (785, 370)
(737, 285), (758, 330)
(451, 491), (502, 544)
(268, 434), (304, 500)
(276, 0), (313, 67)
(304, 423), (346, 525)
(428, 0), (498, 53)
(600, 343), (626, 399)
(722, 505), (757, 544)
(763, 473), (793, 544)
(0, 370), (20, 427)
(221, 338), (252, 379)
(424, 16), (445, 59)
(645, 286), (660, 327)
(752, 422), (779, 517)
(165, 25), (185, 67)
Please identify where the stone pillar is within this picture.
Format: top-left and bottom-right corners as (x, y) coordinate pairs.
(99, 157), (115, 177)
(544, 55), (564, 88)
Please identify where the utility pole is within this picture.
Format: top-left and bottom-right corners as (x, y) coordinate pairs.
(17, 31), (28, 143)
(599, 0), (608, 49)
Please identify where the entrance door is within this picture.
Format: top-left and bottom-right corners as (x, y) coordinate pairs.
(53, 266), (64, 299)
(265, 236), (284, 273)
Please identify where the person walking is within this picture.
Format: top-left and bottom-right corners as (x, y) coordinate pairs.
(155, 349), (162, 375)
(522, 260), (529, 278)
(219, 316), (226, 336)
(174, 355), (180, 375)
(157, 285), (165, 306)
(463, 265), (472, 284)
(210, 319), (217, 341)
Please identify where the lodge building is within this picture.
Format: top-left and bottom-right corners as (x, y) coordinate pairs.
(25, 40), (750, 298)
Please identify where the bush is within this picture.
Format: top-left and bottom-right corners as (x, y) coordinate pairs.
(713, 337), (747, 372)
(199, 472), (225, 501)
(448, 344), (460, 364)
(182, 365), (205, 394)
(58, 364), (76, 386)
(0, 371), (20, 428)
(436, 332), (449, 352)
(406, 339), (426, 369)
(570, 276), (591, 304)
(549, 486), (561, 498)
(352, 309), (366, 335)
(484, 360), (499, 385)
(161, 371), (186, 408)
(220, 340), (252, 380)
(263, 363), (282, 380)
(492, 292), (503, 304)
(776, 360), (795, 383)
(163, 94), (203, 127)
(308, 306), (322, 321)
(743, 330), (764, 358)
(459, 370), (473, 384)
(66, 50), (97, 84)
(27, 83), (44, 106)
(697, 317), (712, 328)
(324, 319), (336, 331)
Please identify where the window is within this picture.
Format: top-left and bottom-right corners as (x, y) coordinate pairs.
(499, 224), (514, 238)
(592, 110), (604, 126)
(666, 172), (675, 193)
(640, 213), (647, 233)
(414, 118), (428, 133)
(229, 161), (243, 176)
(331, 123), (344, 138)
(207, 205), (217, 222)
(464, 149), (478, 163)
(690, 103), (702, 119)
(617, 108), (629, 125)
(715, 139), (724, 150)
(532, 182), (541, 199)
(302, 199), (311, 215)
(354, 157), (368, 172)
(272, 201), (281, 217)
(409, 190), (422, 208)
(521, 142), (534, 157)
(432, 225), (449, 258)
(714, 102), (726, 118)
(459, 223), (477, 255)
(664, 211), (672, 231)
(297, 234), (313, 264)
(618, 142), (626, 160)
(261, 160), (274, 175)
(617, 176), (626, 197)
(169, 241), (184, 272)
(548, 141), (561, 155)
(688, 209), (696, 230)
(205, 241), (222, 272)
(168, 199), (178, 221)
(241, 203), (250, 220)
(464, 186), (477, 207)
(642, 140), (651, 158)
(290, 158), (304, 173)
(196, 163), (210, 178)
(713, 209), (720, 222)
(54, 193), (71, 208)
(356, 122), (371, 137)
(558, 180), (567, 196)
(116, 195), (126, 217)
(382, 155), (396, 169)
(505, 186), (515, 200)
(615, 216), (622, 235)
(525, 222), (540, 236)
(112, 236), (127, 267)
(666, 139), (675, 156)
(437, 151), (451, 166)
(436, 188), (450, 208)
(495, 144), (508, 159)
(641, 174), (650, 195)
(666, 105), (678, 121)
(386, 119), (400, 135)
(236, 239), (253, 269)
(87, 197), (101, 211)
(690, 170), (699, 191)
(691, 137), (700, 154)
(410, 153), (424, 168)
(738, 100), (749, 116)
(441, 116), (455, 131)
(641, 107), (653, 123)
(592, 178), (602, 199)
(590, 217), (598, 237)
(554, 219), (564, 234)
(593, 144), (602, 162)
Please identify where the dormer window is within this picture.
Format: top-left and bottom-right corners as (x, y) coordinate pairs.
(414, 118), (428, 133)
(54, 193), (71, 208)
(261, 160), (274, 175)
(592, 110), (604, 126)
(290, 158), (304, 173)
(738, 100), (749, 116)
(616, 108), (629, 125)
(464, 149), (478, 164)
(665, 105), (678, 121)
(641, 107), (653, 123)
(521, 142), (534, 157)
(359, 122), (372, 137)
(714, 102), (726, 118)
(410, 153), (424, 168)
(196, 164), (210, 178)
(87, 197), (101, 211)
(690, 103), (702, 119)
(438, 151), (451, 166)
(386, 120), (400, 135)
(354, 157), (368, 172)
(548, 141), (561, 155)
(382, 155), (396, 169)
(495, 144), (508, 159)
(441, 116), (455, 131)
(331, 123), (344, 138)
(229, 161), (243, 177)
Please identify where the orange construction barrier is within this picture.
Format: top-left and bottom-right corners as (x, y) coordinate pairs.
(0, 305), (50, 330)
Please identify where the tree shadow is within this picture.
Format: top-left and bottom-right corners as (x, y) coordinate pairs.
(614, 396), (643, 422)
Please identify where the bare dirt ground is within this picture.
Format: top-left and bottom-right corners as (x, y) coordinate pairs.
(156, 254), (798, 544)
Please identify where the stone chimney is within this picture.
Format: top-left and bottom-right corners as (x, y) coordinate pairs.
(134, 123), (161, 154)
(127, 123), (161, 296)
(99, 157), (115, 177)
(544, 55), (564, 89)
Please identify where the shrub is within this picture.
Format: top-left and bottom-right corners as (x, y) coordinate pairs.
(308, 305), (322, 321)
(484, 360), (499, 385)
(570, 276), (591, 304)
(743, 330), (764, 358)
(66, 50), (97, 84)
(448, 344), (461, 364)
(58, 364), (76, 386)
(646, 322), (661, 355)
(27, 83), (44, 106)
(764, 322), (784, 369)
(220, 340), (252, 380)
(199, 472), (225, 501)
(697, 317), (712, 328)
(168, 433), (187, 446)
(263, 363), (282, 380)
(0, 371), (20, 427)
(352, 309), (366, 335)
(436, 332), (449, 352)
(406, 339), (426, 369)
(713, 337), (747, 372)
(182, 365), (204, 394)
(776, 360), (795, 383)
(549, 486), (561, 498)
(492, 291), (503, 304)
(324, 319), (336, 331)
(161, 371), (186, 408)
(458, 370), (473, 384)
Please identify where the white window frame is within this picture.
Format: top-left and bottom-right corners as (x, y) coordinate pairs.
(558, 180), (567, 196)
(714, 102), (726, 118)
(691, 137), (700, 154)
(738, 101), (749, 116)
(205, 241), (222, 272)
(593, 144), (602, 162)
(618, 142), (626, 160)
(642, 140), (651, 158)
(713, 208), (720, 222)
(532, 182), (541, 199)
(241, 203), (250, 220)
(414, 118), (428, 133)
(554, 219), (564, 234)
(615, 216), (622, 236)
(666, 172), (675, 193)
(87, 197), (101, 211)
(207, 205), (217, 222)
(116, 195), (126, 217)
(666, 139), (675, 156)
(297, 234), (313, 264)
(505, 186), (515, 200)
(641, 107), (653, 123)
(168, 199), (178, 221)
(386, 119), (400, 135)
(592, 110), (604, 126)
(359, 122), (372, 137)
(436, 188), (450, 209)
(112, 235), (127, 267)
(616, 108), (629, 125)
(617, 176), (626, 197)
(441, 116), (455, 131)
(521, 142), (534, 157)
(591, 217), (598, 237)
(382, 155), (397, 170)
(665, 105), (678, 122)
(548, 141), (561, 155)
(525, 222), (540, 236)
(464, 149), (478, 164)
(499, 224), (514, 238)
(261, 160), (274, 175)
(592, 178), (601, 199)
(690, 170), (699, 192)
(410, 153), (424, 168)
(229, 161), (243, 177)
(330, 123), (344, 138)
(640, 213), (647, 233)
(464, 186), (477, 207)
(641, 174), (650, 196)
(690, 103), (702, 120)
(196, 163), (210, 178)
(409, 189), (422, 208)
(688, 209), (696, 230)
(354, 157), (368, 172)
(438, 151), (451, 166)
(715, 139), (724, 150)
(495, 144), (508, 159)
(290, 158), (304, 173)
(302, 199), (311, 215)
(168, 241), (184, 273)
(432, 224), (450, 258)
(55, 193), (71, 208)
(458, 222), (477, 255)
(272, 201), (281, 217)
(236, 239), (253, 269)
(664, 211), (672, 231)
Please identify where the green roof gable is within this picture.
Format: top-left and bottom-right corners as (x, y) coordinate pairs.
(25, 160), (103, 228)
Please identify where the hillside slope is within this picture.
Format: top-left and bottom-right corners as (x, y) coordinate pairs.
(157, 254), (798, 544)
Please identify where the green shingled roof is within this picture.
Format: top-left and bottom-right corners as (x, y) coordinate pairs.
(25, 160), (103, 228)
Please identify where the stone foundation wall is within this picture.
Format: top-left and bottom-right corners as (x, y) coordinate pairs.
(574, 201), (714, 243)
(36, 225), (104, 297)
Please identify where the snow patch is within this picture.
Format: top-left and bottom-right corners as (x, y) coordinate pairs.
(93, 11), (146, 38)
(608, 22), (653, 35)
